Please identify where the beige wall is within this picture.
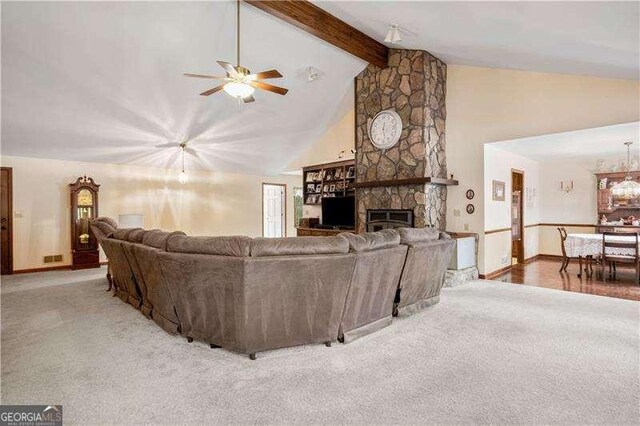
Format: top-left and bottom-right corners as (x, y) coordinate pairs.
(483, 145), (541, 272)
(289, 106), (355, 220)
(446, 65), (640, 275)
(288, 108), (355, 171)
(1, 156), (301, 271)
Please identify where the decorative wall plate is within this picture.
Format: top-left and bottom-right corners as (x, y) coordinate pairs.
(368, 109), (402, 150)
(466, 189), (475, 200)
(466, 204), (475, 214)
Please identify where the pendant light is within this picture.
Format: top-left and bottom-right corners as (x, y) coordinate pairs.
(178, 142), (188, 184)
(611, 141), (640, 199)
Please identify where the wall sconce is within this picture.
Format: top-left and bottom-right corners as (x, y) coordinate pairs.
(559, 180), (574, 193)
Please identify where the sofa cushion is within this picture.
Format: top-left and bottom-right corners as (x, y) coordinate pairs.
(250, 236), (349, 257)
(91, 220), (115, 239)
(112, 228), (142, 241)
(127, 228), (147, 243)
(397, 227), (440, 245)
(142, 230), (186, 250)
(339, 229), (400, 252)
(94, 216), (118, 229)
(167, 235), (251, 257)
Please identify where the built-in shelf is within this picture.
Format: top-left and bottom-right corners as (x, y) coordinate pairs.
(353, 177), (459, 189)
(303, 159), (355, 205)
(596, 171), (640, 224)
(599, 205), (640, 214)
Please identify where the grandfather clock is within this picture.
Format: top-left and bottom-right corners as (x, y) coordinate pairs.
(69, 176), (100, 269)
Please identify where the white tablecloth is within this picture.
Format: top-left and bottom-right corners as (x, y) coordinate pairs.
(565, 233), (639, 257)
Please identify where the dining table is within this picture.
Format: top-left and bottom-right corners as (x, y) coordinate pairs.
(565, 233), (639, 278)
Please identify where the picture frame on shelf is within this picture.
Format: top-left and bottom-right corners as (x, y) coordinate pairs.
(346, 166), (355, 179)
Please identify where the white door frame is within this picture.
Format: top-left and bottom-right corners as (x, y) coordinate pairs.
(262, 183), (287, 238)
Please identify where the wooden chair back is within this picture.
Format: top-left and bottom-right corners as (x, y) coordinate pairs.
(602, 232), (639, 261)
(557, 227), (568, 258)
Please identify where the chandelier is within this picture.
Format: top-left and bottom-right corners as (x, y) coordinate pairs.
(611, 141), (640, 200)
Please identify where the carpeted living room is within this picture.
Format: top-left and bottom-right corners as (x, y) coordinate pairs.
(1, 1), (639, 424)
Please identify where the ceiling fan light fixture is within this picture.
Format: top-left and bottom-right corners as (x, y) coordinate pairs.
(184, 0), (287, 101)
(223, 81), (255, 99)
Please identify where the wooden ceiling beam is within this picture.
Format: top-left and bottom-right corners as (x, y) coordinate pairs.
(245, 0), (389, 69)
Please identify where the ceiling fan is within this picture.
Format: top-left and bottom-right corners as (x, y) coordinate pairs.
(184, 0), (288, 103)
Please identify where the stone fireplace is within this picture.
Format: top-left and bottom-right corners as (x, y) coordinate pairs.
(354, 49), (453, 233)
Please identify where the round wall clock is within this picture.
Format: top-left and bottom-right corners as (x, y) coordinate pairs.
(466, 189), (475, 200)
(368, 109), (402, 150)
(466, 204), (475, 214)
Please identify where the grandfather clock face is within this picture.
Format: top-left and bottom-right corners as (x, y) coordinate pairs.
(368, 109), (402, 150)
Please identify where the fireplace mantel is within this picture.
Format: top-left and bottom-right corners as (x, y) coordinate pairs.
(353, 177), (459, 189)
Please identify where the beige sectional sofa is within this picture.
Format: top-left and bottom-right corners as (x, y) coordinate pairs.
(90, 217), (454, 360)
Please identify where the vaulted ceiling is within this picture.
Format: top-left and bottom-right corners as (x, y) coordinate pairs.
(2, 2), (637, 175)
(315, 1), (639, 80)
(1, 2), (365, 175)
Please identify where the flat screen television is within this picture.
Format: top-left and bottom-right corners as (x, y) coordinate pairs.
(322, 196), (355, 228)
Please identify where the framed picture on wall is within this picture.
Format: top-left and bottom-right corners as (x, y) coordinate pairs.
(492, 180), (505, 201)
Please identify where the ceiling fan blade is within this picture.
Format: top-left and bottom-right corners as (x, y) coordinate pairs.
(243, 95), (255, 103)
(184, 73), (225, 80)
(248, 69), (283, 80)
(250, 80), (288, 96)
(217, 60), (238, 78)
(200, 85), (224, 96)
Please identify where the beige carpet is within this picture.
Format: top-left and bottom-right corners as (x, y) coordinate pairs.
(1, 267), (639, 424)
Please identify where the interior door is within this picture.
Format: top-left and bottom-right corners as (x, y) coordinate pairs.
(263, 183), (286, 238)
(1, 167), (13, 274)
(511, 170), (524, 264)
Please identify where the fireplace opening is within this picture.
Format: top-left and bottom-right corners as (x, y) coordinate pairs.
(366, 209), (414, 232)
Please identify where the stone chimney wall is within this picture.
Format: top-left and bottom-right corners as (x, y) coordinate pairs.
(355, 49), (448, 232)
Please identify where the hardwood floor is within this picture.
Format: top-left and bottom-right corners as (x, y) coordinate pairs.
(493, 258), (640, 301)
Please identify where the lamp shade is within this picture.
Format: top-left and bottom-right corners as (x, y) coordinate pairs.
(118, 214), (144, 228)
(223, 82), (255, 98)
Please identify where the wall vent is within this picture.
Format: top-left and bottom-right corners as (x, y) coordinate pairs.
(43, 255), (63, 264)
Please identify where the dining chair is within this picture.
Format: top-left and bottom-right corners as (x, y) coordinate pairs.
(557, 227), (570, 272)
(600, 232), (640, 285)
(560, 228), (598, 277)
